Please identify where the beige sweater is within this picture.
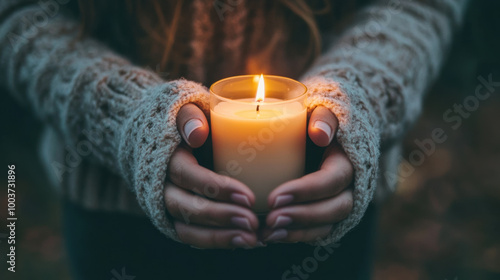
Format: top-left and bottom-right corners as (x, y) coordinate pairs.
(0, 0), (468, 245)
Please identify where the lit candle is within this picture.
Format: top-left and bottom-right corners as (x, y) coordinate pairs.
(210, 75), (307, 213)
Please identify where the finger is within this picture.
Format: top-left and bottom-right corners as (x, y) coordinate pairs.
(261, 225), (333, 243)
(175, 222), (259, 249)
(176, 103), (209, 148)
(168, 147), (255, 208)
(268, 145), (354, 208)
(265, 189), (353, 229)
(165, 182), (259, 231)
(308, 106), (338, 147)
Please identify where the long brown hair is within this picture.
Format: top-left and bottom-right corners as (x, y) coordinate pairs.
(76, 0), (357, 80)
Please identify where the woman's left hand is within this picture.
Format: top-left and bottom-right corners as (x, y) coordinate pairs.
(262, 106), (354, 243)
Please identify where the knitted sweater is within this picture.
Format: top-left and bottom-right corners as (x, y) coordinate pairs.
(0, 0), (468, 245)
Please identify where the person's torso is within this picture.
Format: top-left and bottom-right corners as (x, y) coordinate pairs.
(69, 0), (368, 85)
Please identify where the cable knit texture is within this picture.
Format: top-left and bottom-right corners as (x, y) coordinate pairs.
(0, 1), (210, 241)
(0, 0), (468, 245)
(302, 0), (469, 244)
(303, 74), (380, 245)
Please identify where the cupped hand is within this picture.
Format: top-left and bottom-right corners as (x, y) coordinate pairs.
(262, 106), (354, 243)
(165, 104), (260, 249)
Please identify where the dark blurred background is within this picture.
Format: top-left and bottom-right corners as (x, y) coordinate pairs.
(1, 0), (499, 279)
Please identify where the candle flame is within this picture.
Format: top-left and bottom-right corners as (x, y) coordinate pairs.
(255, 74), (265, 103)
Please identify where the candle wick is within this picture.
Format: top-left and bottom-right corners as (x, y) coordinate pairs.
(256, 99), (262, 113)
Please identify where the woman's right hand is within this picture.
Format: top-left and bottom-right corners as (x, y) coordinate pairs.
(165, 104), (260, 249)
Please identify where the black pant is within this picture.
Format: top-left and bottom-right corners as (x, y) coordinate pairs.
(62, 200), (376, 280)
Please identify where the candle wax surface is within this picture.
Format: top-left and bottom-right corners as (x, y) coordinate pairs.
(235, 110), (283, 119)
(211, 98), (306, 213)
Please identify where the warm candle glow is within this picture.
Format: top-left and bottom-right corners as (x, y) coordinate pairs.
(255, 74), (265, 103)
(210, 75), (307, 212)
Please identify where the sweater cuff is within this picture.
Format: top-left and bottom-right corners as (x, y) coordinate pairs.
(118, 79), (210, 242)
(301, 73), (380, 246)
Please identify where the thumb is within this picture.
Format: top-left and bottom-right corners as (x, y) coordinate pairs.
(176, 103), (209, 148)
(308, 106), (338, 147)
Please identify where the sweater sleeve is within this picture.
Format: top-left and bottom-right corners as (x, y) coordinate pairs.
(0, 2), (209, 241)
(302, 0), (469, 245)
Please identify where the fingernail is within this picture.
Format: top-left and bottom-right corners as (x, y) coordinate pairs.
(265, 229), (288, 242)
(231, 217), (252, 231)
(231, 193), (251, 208)
(313, 120), (333, 142)
(184, 119), (203, 142)
(273, 194), (293, 208)
(271, 216), (292, 229)
(231, 236), (250, 248)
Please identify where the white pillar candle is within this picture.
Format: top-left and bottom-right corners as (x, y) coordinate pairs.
(210, 75), (307, 213)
